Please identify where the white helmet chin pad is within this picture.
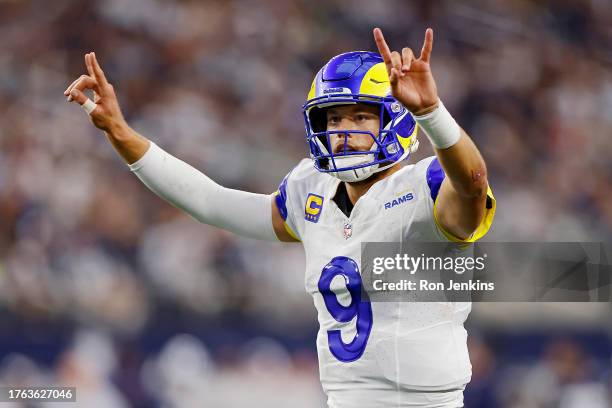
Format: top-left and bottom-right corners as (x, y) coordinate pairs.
(324, 138), (379, 182)
(329, 154), (379, 182)
(325, 138), (414, 183)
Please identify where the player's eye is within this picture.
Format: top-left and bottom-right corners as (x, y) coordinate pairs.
(355, 114), (372, 123)
(327, 115), (340, 125)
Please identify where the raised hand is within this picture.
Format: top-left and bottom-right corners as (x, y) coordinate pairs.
(64, 52), (127, 132)
(373, 27), (438, 115)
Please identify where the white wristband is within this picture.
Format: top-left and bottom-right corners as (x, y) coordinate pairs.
(413, 99), (461, 149)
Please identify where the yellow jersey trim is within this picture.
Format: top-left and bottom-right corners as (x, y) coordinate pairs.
(272, 190), (301, 242)
(283, 221), (301, 242)
(433, 185), (496, 243)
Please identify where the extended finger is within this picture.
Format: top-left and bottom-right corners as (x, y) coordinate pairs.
(84, 53), (107, 95)
(401, 47), (414, 72)
(420, 28), (434, 63)
(373, 28), (393, 72)
(85, 53), (96, 83)
(90, 52), (110, 87)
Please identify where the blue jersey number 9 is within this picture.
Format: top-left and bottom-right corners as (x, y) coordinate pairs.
(317, 256), (373, 362)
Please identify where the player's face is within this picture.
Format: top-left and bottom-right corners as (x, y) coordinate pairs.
(326, 104), (380, 154)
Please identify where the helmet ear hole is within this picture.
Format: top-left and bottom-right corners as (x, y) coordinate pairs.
(317, 157), (329, 169)
(382, 109), (391, 128)
(316, 134), (332, 157)
(309, 107), (327, 133)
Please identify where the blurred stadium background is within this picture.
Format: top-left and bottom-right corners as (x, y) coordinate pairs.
(1, 0), (611, 406)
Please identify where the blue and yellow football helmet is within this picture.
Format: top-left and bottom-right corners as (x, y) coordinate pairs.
(303, 51), (419, 182)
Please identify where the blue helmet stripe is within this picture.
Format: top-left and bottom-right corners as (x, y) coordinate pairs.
(316, 52), (384, 97)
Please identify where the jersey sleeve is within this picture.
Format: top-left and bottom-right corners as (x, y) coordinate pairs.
(425, 157), (496, 243)
(272, 159), (311, 242)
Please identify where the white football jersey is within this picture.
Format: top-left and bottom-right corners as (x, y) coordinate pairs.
(274, 156), (495, 408)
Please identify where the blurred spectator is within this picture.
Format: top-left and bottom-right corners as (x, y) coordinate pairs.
(508, 339), (609, 408)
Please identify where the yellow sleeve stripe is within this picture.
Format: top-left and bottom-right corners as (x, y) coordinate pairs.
(271, 190), (301, 242)
(283, 221), (301, 242)
(433, 185), (496, 243)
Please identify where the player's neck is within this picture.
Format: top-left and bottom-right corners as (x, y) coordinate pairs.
(344, 164), (402, 205)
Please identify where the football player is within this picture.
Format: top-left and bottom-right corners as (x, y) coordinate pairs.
(65, 27), (495, 408)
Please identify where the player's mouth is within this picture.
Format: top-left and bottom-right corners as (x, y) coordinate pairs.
(333, 143), (358, 154)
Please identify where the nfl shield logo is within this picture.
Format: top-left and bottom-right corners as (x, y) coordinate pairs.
(343, 223), (352, 240)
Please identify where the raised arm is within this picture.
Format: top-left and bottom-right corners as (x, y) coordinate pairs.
(65, 52), (296, 242)
(374, 28), (491, 240)
(64, 52), (149, 164)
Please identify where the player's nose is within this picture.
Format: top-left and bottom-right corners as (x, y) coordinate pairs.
(332, 135), (357, 153)
(337, 116), (358, 130)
